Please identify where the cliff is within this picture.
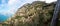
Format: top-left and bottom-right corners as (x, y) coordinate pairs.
(4, 1), (56, 26)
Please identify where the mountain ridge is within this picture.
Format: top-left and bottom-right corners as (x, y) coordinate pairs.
(4, 1), (56, 26)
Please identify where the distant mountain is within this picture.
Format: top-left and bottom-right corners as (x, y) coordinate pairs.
(5, 1), (56, 26)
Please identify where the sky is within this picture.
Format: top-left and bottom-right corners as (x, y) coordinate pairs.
(0, 0), (57, 22)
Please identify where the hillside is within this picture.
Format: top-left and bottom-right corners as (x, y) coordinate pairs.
(4, 1), (56, 26)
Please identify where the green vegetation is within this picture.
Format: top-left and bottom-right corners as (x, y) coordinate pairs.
(2, 1), (59, 26)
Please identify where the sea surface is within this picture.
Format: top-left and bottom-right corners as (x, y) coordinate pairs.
(0, 14), (9, 23)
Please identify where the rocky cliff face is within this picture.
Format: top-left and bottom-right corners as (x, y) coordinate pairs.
(4, 1), (56, 26)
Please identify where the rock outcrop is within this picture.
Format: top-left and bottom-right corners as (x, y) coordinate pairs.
(4, 1), (56, 26)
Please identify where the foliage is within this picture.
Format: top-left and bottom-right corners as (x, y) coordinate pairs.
(3, 1), (57, 26)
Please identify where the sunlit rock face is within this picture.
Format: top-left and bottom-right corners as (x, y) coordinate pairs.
(5, 1), (56, 26)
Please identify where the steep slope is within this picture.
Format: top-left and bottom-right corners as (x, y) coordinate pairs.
(4, 1), (56, 26)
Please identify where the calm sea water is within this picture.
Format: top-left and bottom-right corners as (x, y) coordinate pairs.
(0, 14), (9, 23)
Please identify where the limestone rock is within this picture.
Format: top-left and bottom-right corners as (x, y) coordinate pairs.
(5, 1), (56, 26)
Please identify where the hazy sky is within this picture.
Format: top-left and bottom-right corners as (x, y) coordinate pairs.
(0, 0), (57, 16)
(0, 0), (57, 22)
